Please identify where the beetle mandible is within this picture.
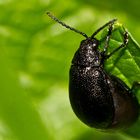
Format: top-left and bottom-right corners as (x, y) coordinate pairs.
(47, 12), (140, 130)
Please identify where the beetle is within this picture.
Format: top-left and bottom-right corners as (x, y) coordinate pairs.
(47, 12), (140, 130)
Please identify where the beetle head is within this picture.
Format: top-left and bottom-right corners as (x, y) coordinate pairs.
(72, 38), (101, 67)
(80, 38), (99, 50)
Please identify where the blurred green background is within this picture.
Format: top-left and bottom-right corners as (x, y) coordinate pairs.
(0, 0), (140, 140)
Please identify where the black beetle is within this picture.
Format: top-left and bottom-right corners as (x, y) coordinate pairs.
(47, 12), (140, 130)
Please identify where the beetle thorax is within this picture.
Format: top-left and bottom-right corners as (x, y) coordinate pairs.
(72, 38), (101, 67)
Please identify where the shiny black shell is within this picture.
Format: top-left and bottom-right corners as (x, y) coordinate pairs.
(69, 38), (139, 129)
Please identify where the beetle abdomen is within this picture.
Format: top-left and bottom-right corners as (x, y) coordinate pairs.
(108, 75), (139, 129)
(69, 65), (114, 129)
(69, 65), (139, 129)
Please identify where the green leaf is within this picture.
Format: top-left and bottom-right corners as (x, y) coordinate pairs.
(0, 48), (49, 140)
(100, 23), (140, 138)
(100, 23), (140, 87)
(1, 0), (140, 139)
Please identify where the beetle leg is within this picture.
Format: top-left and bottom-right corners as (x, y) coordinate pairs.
(102, 23), (114, 56)
(105, 31), (129, 59)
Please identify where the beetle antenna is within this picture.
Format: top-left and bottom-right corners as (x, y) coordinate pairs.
(91, 18), (117, 38)
(47, 12), (88, 38)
